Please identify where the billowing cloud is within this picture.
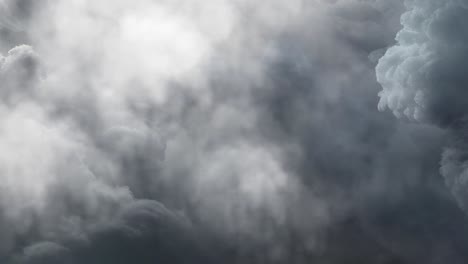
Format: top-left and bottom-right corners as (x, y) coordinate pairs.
(1, 0), (468, 263)
(377, 0), (468, 216)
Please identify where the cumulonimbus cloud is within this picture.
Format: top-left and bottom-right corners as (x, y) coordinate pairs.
(377, 0), (468, 213)
(5, 0), (464, 263)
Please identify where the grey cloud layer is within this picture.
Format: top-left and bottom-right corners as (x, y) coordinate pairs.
(1, 0), (468, 263)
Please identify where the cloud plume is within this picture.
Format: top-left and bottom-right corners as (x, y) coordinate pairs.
(377, 0), (468, 214)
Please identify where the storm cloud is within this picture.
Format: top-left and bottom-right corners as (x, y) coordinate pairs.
(0, 0), (467, 263)
(377, 0), (468, 217)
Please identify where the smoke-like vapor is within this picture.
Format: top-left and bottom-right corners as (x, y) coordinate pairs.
(0, 1), (335, 262)
(4, 0), (468, 263)
(377, 0), (468, 212)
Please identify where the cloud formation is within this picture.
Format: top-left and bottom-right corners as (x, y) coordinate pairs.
(377, 0), (468, 217)
(1, 0), (468, 263)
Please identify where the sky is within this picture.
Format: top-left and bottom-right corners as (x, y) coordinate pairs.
(1, 0), (468, 263)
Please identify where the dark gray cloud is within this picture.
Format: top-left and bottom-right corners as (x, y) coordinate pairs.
(377, 0), (468, 218)
(0, 0), (467, 263)
(11, 200), (217, 264)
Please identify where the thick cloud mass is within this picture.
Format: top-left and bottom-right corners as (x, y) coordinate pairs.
(1, 0), (468, 263)
(377, 0), (468, 216)
(377, 0), (468, 124)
